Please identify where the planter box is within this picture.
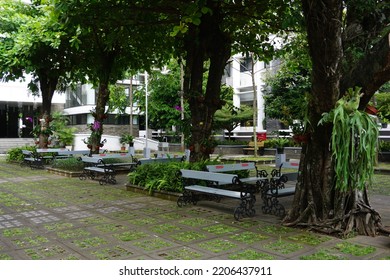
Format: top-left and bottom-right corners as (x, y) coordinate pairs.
(126, 184), (180, 202)
(46, 167), (83, 178)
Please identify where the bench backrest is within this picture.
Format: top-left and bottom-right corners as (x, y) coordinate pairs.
(206, 162), (256, 173)
(280, 161), (299, 169)
(91, 152), (132, 159)
(80, 157), (103, 164)
(180, 169), (238, 184)
(22, 150), (33, 155)
(138, 157), (183, 165)
(36, 148), (69, 153)
(57, 150), (90, 155)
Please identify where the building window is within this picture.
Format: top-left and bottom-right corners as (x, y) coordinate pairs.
(240, 56), (253, 72)
(68, 114), (88, 125)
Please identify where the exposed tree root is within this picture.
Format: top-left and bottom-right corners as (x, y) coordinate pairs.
(283, 199), (390, 238)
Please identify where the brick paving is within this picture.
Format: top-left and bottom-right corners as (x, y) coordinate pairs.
(0, 158), (389, 260)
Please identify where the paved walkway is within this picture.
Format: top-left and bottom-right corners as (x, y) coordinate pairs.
(0, 159), (389, 260)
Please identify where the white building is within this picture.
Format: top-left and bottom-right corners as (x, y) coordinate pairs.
(222, 54), (281, 140)
(0, 74), (65, 138)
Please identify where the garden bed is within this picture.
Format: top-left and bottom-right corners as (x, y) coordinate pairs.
(125, 183), (180, 202)
(46, 167), (83, 178)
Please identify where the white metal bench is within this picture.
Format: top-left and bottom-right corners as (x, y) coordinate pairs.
(137, 156), (185, 165)
(177, 169), (256, 221)
(21, 150), (43, 169)
(206, 162), (269, 191)
(54, 150), (90, 160)
(79, 157), (116, 185)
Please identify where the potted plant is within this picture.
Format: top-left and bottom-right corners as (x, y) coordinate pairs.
(291, 121), (309, 145)
(273, 137), (290, 154)
(120, 133), (134, 148)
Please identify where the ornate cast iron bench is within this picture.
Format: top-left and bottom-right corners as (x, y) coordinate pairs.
(21, 150), (44, 169)
(177, 169), (256, 221)
(79, 156), (116, 185)
(206, 162), (269, 192)
(260, 161), (299, 217)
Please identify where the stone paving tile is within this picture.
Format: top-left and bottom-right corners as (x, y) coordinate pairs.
(0, 158), (389, 260)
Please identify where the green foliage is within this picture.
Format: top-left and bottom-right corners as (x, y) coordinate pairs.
(6, 146), (36, 163)
(51, 111), (76, 146)
(214, 86), (253, 137)
(375, 85), (390, 123)
(127, 159), (221, 194)
(264, 33), (311, 126)
(108, 84), (128, 115)
(319, 88), (379, 191)
(52, 157), (84, 171)
(119, 133), (134, 145)
(379, 141), (390, 152)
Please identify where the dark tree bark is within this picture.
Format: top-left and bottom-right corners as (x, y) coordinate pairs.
(284, 0), (390, 236)
(37, 71), (59, 148)
(183, 4), (232, 162)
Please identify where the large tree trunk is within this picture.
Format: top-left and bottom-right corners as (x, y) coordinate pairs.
(184, 3), (231, 162)
(37, 72), (58, 149)
(284, 0), (390, 236)
(89, 81), (110, 154)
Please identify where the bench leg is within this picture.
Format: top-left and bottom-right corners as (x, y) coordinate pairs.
(177, 190), (198, 207)
(233, 194), (256, 221)
(260, 180), (286, 217)
(99, 172), (116, 185)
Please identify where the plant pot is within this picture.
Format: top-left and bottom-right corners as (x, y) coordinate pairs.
(365, 105), (378, 115)
(293, 134), (309, 144)
(276, 147), (285, 154)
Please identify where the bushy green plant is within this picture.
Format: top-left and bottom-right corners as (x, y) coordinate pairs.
(127, 159), (222, 193)
(52, 157), (84, 171)
(6, 146), (36, 162)
(379, 141), (390, 152)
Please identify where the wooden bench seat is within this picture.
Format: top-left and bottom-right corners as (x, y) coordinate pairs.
(177, 169), (256, 221)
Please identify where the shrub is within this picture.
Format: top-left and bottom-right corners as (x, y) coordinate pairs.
(6, 146), (36, 163)
(52, 157), (84, 171)
(127, 159), (223, 193)
(379, 140), (390, 152)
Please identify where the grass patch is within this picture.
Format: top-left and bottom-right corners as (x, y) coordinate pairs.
(334, 242), (376, 256)
(229, 249), (275, 260)
(230, 231), (269, 244)
(300, 249), (345, 260)
(57, 229), (91, 239)
(150, 223), (182, 234)
(198, 239), (237, 253)
(263, 238), (303, 255)
(172, 231), (206, 242)
(288, 233), (332, 246)
(72, 237), (108, 248)
(158, 248), (203, 260)
(114, 231), (148, 242)
(133, 238), (173, 251)
(91, 246), (134, 260)
(179, 217), (212, 227)
(202, 224), (239, 235)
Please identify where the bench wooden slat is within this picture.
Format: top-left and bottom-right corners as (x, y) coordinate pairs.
(180, 169), (237, 184)
(185, 185), (242, 199)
